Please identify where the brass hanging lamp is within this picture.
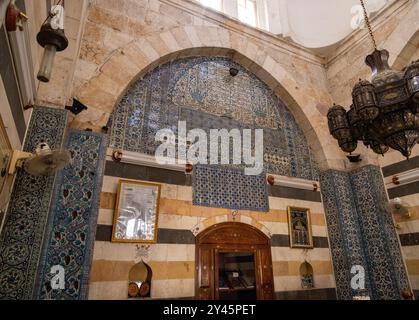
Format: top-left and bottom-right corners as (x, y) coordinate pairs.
(327, 0), (419, 159)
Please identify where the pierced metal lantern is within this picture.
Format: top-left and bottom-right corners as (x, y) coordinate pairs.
(352, 79), (378, 122)
(405, 60), (419, 106)
(327, 104), (357, 153)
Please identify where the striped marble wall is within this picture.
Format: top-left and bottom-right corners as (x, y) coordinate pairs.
(88, 151), (336, 300)
(381, 150), (419, 298)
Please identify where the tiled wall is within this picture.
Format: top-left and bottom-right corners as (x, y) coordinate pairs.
(321, 165), (411, 300)
(0, 107), (108, 300)
(0, 107), (68, 299)
(381, 149), (419, 298)
(34, 130), (107, 300)
(108, 56), (319, 181)
(88, 157), (335, 300)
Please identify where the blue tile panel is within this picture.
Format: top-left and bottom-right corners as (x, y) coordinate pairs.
(320, 169), (372, 300)
(0, 107), (68, 300)
(35, 130), (107, 300)
(350, 165), (410, 299)
(108, 56), (319, 181)
(320, 165), (410, 300)
(192, 165), (269, 212)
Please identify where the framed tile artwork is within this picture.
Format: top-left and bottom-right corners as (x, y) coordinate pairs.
(112, 179), (161, 243)
(287, 206), (313, 248)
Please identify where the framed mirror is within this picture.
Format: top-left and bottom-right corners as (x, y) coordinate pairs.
(112, 180), (161, 243)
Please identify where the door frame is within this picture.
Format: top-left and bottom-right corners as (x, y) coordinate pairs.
(195, 222), (274, 300)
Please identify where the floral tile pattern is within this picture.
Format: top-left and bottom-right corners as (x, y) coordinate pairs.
(320, 166), (410, 300)
(108, 56), (319, 181)
(320, 169), (372, 300)
(0, 107), (68, 300)
(351, 166), (410, 299)
(192, 165), (269, 212)
(35, 130), (107, 300)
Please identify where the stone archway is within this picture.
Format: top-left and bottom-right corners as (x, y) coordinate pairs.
(195, 222), (274, 300)
(392, 30), (419, 70)
(71, 25), (338, 169)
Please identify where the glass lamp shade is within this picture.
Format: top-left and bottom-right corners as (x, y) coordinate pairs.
(37, 44), (57, 82)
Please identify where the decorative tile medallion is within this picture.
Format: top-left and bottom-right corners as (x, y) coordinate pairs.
(0, 107), (68, 300)
(35, 130), (107, 300)
(108, 56), (319, 181)
(192, 165), (269, 212)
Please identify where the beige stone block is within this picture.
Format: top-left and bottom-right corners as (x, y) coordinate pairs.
(98, 209), (114, 226)
(184, 26), (202, 47)
(217, 28), (231, 48)
(135, 39), (160, 62)
(103, 29), (133, 52)
(88, 5), (128, 34)
(160, 30), (182, 52)
(146, 34), (171, 57)
(69, 105), (111, 130)
(170, 27), (193, 49)
(177, 186), (192, 201)
(273, 275), (301, 292)
(121, 43), (152, 71)
(151, 279), (195, 299)
(88, 281), (127, 300)
(161, 184), (178, 200)
(159, 3), (193, 25)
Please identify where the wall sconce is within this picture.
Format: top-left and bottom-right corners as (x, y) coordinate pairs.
(36, 1), (68, 82)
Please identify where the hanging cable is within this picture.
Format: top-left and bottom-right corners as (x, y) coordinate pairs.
(360, 0), (377, 50)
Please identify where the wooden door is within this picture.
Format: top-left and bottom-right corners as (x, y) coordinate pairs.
(257, 247), (274, 299)
(195, 222), (274, 300)
(196, 245), (214, 299)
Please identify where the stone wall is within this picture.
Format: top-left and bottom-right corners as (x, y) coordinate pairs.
(4, 0), (417, 300)
(63, 0), (345, 170)
(380, 148), (419, 297)
(89, 153), (335, 300)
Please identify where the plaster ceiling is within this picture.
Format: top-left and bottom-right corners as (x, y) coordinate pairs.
(274, 0), (393, 50)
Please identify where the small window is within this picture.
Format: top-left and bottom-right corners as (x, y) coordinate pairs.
(199, 0), (223, 11)
(238, 0), (257, 27)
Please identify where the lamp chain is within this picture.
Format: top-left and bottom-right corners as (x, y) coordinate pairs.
(360, 0), (377, 50)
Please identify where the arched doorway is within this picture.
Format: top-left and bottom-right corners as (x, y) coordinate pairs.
(195, 222), (274, 300)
